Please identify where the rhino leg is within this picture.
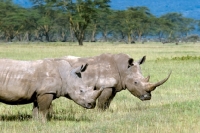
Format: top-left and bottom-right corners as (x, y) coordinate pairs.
(32, 102), (39, 119)
(97, 88), (116, 110)
(32, 102), (54, 121)
(48, 103), (54, 116)
(37, 94), (54, 123)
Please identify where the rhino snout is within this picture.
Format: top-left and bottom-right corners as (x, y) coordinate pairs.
(85, 102), (96, 109)
(139, 93), (151, 101)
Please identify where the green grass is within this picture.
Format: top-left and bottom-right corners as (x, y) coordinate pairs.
(0, 42), (200, 133)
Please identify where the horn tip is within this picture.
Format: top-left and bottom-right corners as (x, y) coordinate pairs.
(168, 70), (172, 77)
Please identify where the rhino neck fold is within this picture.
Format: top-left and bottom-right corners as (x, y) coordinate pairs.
(56, 64), (69, 97)
(112, 59), (125, 91)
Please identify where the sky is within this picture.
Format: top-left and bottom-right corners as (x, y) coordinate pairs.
(13, 0), (200, 19)
(110, 0), (200, 19)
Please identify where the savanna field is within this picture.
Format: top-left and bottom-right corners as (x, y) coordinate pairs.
(0, 42), (200, 133)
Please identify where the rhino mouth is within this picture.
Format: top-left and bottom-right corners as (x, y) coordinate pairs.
(84, 102), (96, 109)
(139, 93), (151, 101)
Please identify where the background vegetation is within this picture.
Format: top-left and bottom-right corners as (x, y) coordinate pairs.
(0, 42), (200, 133)
(0, 0), (200, 45)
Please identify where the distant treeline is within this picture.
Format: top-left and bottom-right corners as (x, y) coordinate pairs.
(1, 0), (200, 45)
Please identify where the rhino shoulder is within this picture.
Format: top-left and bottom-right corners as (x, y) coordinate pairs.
(35, 59), (63, 97)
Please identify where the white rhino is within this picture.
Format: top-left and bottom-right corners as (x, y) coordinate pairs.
(0, 58), (103, 122)
(63, 53), (171, 110)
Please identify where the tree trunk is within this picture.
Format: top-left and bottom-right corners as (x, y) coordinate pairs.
(45, 31), (50, 42)
(128, 32), (132, 44)
(70, 25), (75, 42)
(78, 39), (83, 46)
(138, 33), (142, 42)
(102, 31), (107, 42)
(91, 24), (97, 42)
(9, 33), (14, 42)
(61, 30), (66, 42)
(23, 32), (30, 41)
(158, 31), (163, 42)
(34, 30), (40, 41)
(75, 31), (84, 46)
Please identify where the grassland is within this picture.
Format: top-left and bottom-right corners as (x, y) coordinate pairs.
(0, 42), (200, 133)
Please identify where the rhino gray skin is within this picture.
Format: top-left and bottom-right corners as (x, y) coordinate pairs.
(0, 58), (103, 122)
(63, 53), (171, 110)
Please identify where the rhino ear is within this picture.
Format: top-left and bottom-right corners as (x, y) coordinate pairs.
(128, 58), (134, 68)
(74, 63), (88, 78)
(71, 63), (88, 78)
(80, 63), (88, 72)
(138, 56), (146, 65)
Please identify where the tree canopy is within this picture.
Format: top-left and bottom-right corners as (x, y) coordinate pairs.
(0, 0), (199, 44)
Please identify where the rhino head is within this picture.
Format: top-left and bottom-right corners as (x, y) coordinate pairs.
(65, 63), (104, 109)
(117, 55), (171, 101)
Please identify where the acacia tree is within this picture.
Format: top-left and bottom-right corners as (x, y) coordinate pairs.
(96, 9), (114, 42)
(0, 0), (28, 41)
(161, 13), (195, 40)
(30, 0), (59, 42)
(115, 10), (135, 43)
(53, 11), (72, 42)
(111, 7), (154, 44)
(85, 9), (114, 42)
(85, 19), (97, 42)
(131, 7), (154, 42)
(152, 17), (174, 42)
(109, 10), (129, 43)
(56, 0), (110, 45)
(198, 20), (200, 33)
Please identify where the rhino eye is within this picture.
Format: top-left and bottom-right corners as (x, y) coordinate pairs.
(80, 90), (83, 93)
(94, 86), (97, 90)
(134, 81), (138, 85)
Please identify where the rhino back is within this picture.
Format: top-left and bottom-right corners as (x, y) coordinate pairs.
(112, 53), (131, 71)
(83, 53), (125, 91)
(0, 59), (41, 104)
(66, 54), (122, 90)
(0, 59), (62, 104)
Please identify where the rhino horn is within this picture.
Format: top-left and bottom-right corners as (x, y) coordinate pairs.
(92, 86), (104, 99)
(148, 71), (172, 91)
(144, 75), (150, 82)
